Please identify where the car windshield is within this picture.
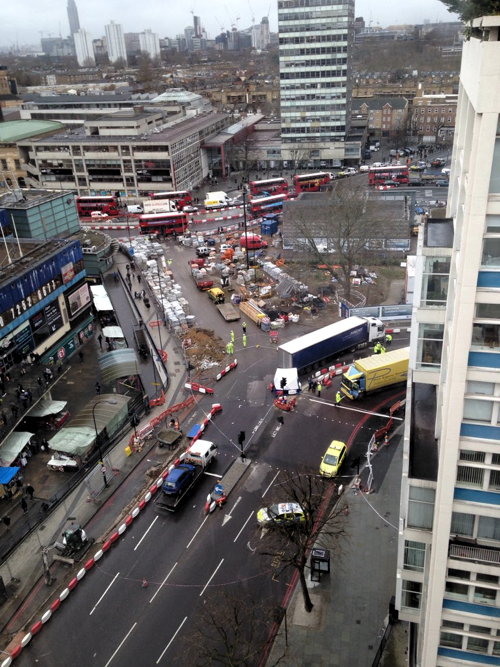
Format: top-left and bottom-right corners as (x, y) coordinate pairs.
(324, 453), (339, 466)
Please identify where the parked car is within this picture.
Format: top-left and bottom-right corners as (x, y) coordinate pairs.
(435, 180), (449, 187)
(183, 205), (199, 213)
(431, 158), (446, 168)
(441, 167), (451, 176)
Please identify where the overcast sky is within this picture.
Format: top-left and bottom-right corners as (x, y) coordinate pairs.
(1, 0), (459, 48)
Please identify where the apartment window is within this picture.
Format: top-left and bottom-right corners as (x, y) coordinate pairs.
(416, 324), (444, 368)
(442, 620), (464, 630)
(440, 632), (462, 648)
(471, 323), (500, 350)
(478, 516), (500, 541)
(460, 450), (486, 463)
(482, 238), (500, 268)
(14, 159), (21, 169)
(401, 580), (422, 609)
(463, 398), (493, 422)
(494, 642), (500, 656)
(451, 512), (474, 536)
(489, 469), (500, 490)
(467, 636), (489, 653)
(445, 581), (468, 599)
(0, 159), (7, 169)
(421, 257), (450, 307)
(457, 464), (484, 487)
(407, 487), (435, 529)
(404, 540), (426, 571)
(486, 215), (500, 233)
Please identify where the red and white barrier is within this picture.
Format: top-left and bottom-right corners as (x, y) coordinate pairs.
(184, 381), (214, 395)
(216, 359), (238, 381)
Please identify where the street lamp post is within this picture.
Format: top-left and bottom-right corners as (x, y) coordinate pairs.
(242, 185), (250, 270)
(91, 399), (117, 489)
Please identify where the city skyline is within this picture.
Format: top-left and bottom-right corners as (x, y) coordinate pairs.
(1, 0), (459, 49)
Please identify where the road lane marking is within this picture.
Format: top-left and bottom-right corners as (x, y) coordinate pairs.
(186, 515), (209, 549)
(149, 562), (178, 604)
(309, 398), (403, 420)
(199, 558), (224, 597)
(222, 495), (241, 526)
(156, 616), (188, 664)
(89, 571), (120, 616)
(104, 622), (137, 667)
(234, 511), (254, 543)
(262, 470), (280, 498)
(133, 516), (158, 552)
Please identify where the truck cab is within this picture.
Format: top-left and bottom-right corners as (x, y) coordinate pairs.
(208, 287), (225, 304)
(366, 317), (385, 343)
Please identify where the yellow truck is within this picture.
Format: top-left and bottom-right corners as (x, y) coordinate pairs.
(341, 347), (409, 400)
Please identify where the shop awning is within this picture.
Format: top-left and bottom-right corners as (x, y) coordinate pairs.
(27, 400), (68, 418)
(69, 394), (130, 435)
(0, 432), (34, 466)
(93, 295), (113, 312)
(48, 427), (96, 457)
(102, 326), (125, 339)
(0, 466), (20, 485)
(99, 349), (139, 383)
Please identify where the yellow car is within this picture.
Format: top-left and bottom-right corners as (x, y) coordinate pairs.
(256, 502), (306, 526)
(319, 440), (347, 477)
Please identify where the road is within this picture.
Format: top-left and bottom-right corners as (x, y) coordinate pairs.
(16, 221), (410, 665)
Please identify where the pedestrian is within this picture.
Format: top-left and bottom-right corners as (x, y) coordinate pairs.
(20, 453), (28, 468)
(229, 341), (234, 355)
(21, 497), (28, 513)
(308, 377), (315, 392)
(137, 274), (141, 283)
(78, 350), (84, 363)
(374, 342), (381, 354)
(97, 334), (103, 350)
(230, 330), (235, 342)
(95, 382), (101, 395)
(26, 484), (34, 500)
(385, 333), (393, 346)
(242, 321), (247, 334)
(226, 341), (232, 354)
(335, 390), (343, 407)
(37, 376), (43, 389)
(10, 404), (18, 419)
(379, 345), (386, 354)
(316, 382), (323, 397)
(2, 515), (11, 529)
(242, 333), (247, 347)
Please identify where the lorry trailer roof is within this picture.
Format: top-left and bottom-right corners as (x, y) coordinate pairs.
(353, 346), (409, 371)
(278, 316), (372, 355)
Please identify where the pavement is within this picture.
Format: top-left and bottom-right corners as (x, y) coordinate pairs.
(266, 425), (408, 667)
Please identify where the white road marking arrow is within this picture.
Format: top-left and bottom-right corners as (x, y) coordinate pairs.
(222, 495), (242, 526)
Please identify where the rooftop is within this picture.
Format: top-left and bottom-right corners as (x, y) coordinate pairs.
(425, 218), (454, 248)
(0, 119), (65, 143)
(0, 237), (76, 286)
(0, 189), (74, 211)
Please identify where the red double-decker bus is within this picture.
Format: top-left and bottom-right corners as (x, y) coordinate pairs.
(149, 190), (192, 209)
(249, 177), (289, 197)
(76, 195), (120, 217)
(138, 212), (189, 235)
(368, 165), (409, 186)
(249, 194), (288, 218)
(293, 172), (332, 193)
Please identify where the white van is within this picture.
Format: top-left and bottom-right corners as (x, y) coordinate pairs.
(204, 191), (230, 209)
(126, 204), (143, 214)
(102, 325), (128, 350)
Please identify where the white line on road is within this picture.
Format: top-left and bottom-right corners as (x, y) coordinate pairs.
(309, 398), (404, 420)
(133, 516), (158, 552)
(156, 616), (188, 664)
(199, 558), (224, 597)
(186, 515), (209, 549)
(262, 470), (280, 498)
(222, 495), (241, 526)
(149, 562), (178, 604)
(104, 622), (137, 667)
(89, 571), (120, 616)
(234, 511), (254, 543)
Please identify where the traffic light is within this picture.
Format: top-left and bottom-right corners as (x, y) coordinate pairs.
(280, 377), (287, 389)
(238, 431), (246, 445)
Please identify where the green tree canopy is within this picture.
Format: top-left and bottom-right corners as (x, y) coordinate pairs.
(439, 0), (500, 22)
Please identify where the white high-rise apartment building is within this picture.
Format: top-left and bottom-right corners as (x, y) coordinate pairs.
(105, 21), (127, 64)
(278, 0), (354, 167)
(74, 29), (95, 67)
(139, 29), (160, 60)
(397, 15), (500, 666)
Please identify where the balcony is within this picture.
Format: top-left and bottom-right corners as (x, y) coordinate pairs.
(449, 542), (500, 566)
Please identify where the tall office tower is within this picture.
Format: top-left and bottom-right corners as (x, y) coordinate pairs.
(278, 0), (354, 167)
(260, 16), (270, 49)
(74, 29), (95, 67)
(396, 15), (500, 666)
(139, 29), (160, 60)
(193, 15), (202, 38)
(105, 21), (127, 64)
(67, 0), (80, 35)
(184, 26), (194, 52)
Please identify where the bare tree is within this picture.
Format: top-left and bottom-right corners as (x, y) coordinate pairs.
(183, 589), (280, 667)
(258, 470), (346, 613)
(288, 180), (381, 302)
